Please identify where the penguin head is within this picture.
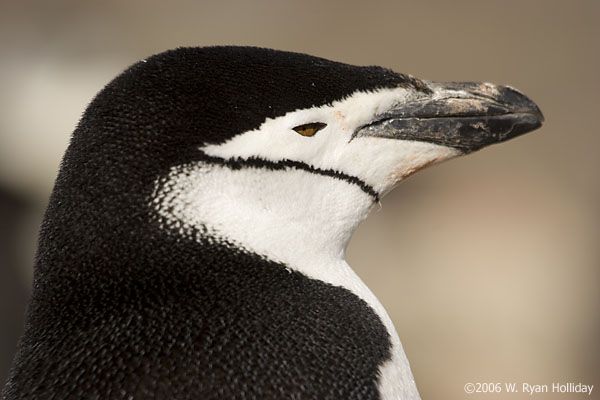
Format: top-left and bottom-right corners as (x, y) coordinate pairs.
(77, 46), (542, 196)
(45, 46), (543, 275)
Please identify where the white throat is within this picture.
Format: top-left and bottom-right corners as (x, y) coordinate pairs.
(154, 159), (374, 276)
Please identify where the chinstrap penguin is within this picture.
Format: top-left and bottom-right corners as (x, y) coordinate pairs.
(2, 46), (543, 399)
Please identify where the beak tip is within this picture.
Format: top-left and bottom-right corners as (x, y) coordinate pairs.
(502, 85), (544, 123)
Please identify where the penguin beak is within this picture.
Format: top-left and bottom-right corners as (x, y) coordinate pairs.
(354, 82), (544, 153)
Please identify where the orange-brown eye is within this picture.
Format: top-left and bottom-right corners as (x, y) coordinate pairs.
(293, 122), (327, 137)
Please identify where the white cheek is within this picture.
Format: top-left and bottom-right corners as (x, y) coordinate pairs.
(203, 115), (347, 166)
(341, 139), (462, 195)
(202, 87), (415, 163)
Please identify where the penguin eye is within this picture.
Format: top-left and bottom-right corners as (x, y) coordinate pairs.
(293, 122), (327, 137)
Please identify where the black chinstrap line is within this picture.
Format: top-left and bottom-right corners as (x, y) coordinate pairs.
(199, 153), (380, 202)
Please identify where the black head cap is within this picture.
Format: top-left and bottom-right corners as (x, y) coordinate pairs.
(81, 46), (423, 149)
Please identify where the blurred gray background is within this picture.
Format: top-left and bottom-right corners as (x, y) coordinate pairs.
(1, 0), (598, 398)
